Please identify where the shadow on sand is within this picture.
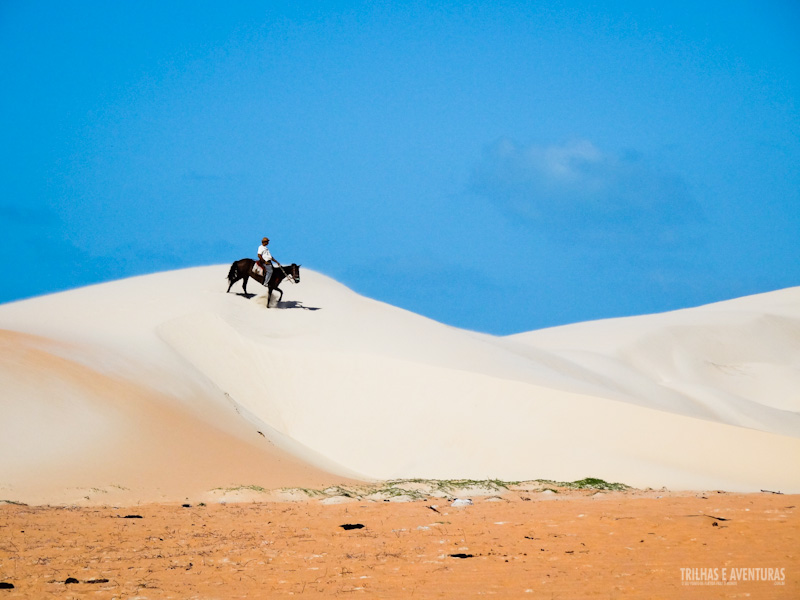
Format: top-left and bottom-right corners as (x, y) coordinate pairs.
(276, 300), (322, 311)
(228, 292), (320, 311)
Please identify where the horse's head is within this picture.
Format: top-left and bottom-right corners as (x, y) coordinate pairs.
(288, 264), (301, 284)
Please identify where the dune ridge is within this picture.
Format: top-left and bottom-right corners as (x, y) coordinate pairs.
(0, 266), (798, 504)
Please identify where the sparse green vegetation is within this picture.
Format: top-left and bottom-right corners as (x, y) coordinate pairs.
(279, 487), (327, 497)
(209, 477), (631, 501)
(322, 486), (355, 498)
(285, 479), (524, 501)
(533, 477), (630, 491)
(212, 485), (268, 493)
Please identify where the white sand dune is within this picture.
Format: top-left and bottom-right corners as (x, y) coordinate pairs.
(1, 266), (798, 503)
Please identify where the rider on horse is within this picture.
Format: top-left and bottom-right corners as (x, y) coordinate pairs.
(257, 236), (282, 286)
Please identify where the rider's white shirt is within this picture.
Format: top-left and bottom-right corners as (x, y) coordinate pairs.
(258, 245), (272, 263)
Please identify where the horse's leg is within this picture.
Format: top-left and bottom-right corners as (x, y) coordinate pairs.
(266, 287), (272, 308)
(276, 287), (284, 304)
(242, 275), (249, 295)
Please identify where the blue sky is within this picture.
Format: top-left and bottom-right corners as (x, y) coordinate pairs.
(2, 1), (798, 334)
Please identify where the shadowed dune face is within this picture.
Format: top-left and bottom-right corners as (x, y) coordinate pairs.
(0, 329), (357, 505)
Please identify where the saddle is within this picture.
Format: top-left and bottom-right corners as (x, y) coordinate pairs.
(251, 263), (265, 277)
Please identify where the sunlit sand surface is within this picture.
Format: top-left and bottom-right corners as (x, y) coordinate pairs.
(0, 488), (796, 598)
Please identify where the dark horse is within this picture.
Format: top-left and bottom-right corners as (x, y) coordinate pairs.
(226, 259), (300, 307)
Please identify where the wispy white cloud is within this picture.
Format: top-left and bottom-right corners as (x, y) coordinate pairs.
(470, 139), (704, 248)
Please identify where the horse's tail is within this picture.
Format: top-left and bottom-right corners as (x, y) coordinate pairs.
(227, 262), (238, 284)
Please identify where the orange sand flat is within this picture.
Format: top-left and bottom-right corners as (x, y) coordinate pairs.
(1, 491), (797, 599)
